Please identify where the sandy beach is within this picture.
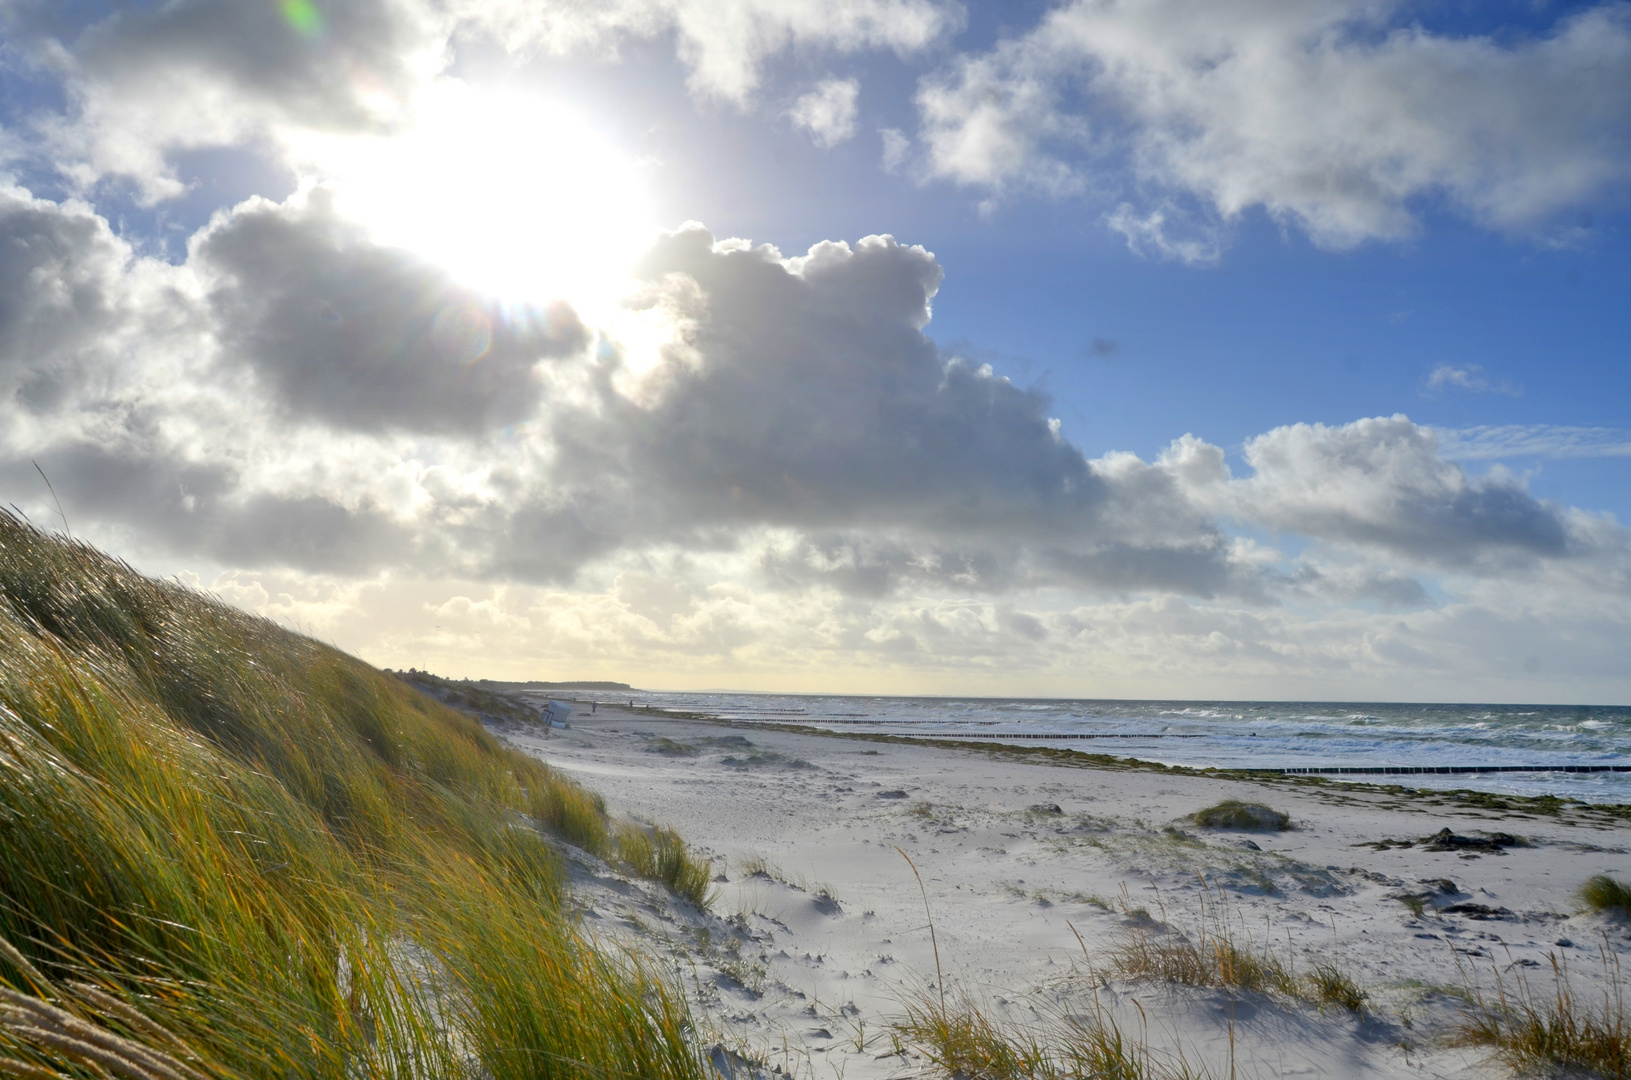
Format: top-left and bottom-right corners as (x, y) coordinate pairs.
(492, 705), (1631, 1080)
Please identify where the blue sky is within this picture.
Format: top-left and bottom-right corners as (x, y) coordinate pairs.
(1, 0), (1628, 700)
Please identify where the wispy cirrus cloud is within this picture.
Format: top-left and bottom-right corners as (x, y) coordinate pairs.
(1435, 424), (1631, 462)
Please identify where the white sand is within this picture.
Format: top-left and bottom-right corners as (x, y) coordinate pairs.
(496, 706), (1631, 1080)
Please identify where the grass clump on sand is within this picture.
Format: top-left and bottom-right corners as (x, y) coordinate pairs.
(1107, 883), (1364, 1013)
(1112, 911), (1298, 997)
(898, 993), (1208, 1080)
(1455, 945), (1628, 1079)
(617, 821), (715, 907)
(1307, 963), (1369, 1014)
(1191, 800), (1290, 831)
(1580, 876), (1631, 917)
(0, 513), (706, 1080)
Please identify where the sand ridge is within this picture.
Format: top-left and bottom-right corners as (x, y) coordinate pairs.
(495, 706), (1631, 1080)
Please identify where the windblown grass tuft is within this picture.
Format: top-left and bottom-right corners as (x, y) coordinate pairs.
(897, 992), (1208, 1080)
(0, 513), (706, 1080)
(1307, 963), (1368, 1014)
(1580, 876), (1631, 918)
(1109, 885), (1297, 996)
(1455, 943), (1628, 1079)
(617, 821), (715, 908)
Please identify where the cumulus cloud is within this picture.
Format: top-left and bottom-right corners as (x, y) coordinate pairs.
(1172, 415), (1588, 568)
(198, 190), (588, 435)
(789, 78), (860, 147)
(530, 224), (1263, 596)
(916, 0), (1631, 247)
(0, 185), (131, 412)
(0, 178), (1627, 699)
(0, 188), (1250, 595)
(0, 445), (410, 575)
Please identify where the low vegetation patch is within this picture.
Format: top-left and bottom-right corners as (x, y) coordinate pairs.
(1454, 945), (1628, 1079)
(897, 993), (1209, 1080)
(1191, 801), (1290, 831)
(617, 821), (715, 907)
(1101, 883), (1365, 1014)
(0, 514), (707, 1080)
(1307, 963), (1369, 1014)
(1581, 876), (1631, 918)
(1112, 912), (1298, 997)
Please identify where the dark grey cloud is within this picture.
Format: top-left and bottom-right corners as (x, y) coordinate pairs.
(0, 186), (127, 412)
(2, 444), (409, 574)
(586, 226), (1110, 535)
(512, 224), (1248, 595)
(199, 193), (587, 435)
(1287, 565), (1432, 611)
(759, 534), (1021, 597)
(1045, 540), (1249, 600)
(22, 0), (431, 133)
(0, 189), (1618, 603)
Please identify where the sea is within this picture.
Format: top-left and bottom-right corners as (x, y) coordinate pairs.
(561, 690), (1631, 805)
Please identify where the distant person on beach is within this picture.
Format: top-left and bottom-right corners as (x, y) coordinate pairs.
(591, 701), (597, 714)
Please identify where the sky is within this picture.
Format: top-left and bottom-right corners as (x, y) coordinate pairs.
(0, 0), (1628, 702)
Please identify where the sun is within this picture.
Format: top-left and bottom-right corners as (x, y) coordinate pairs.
(293, 82), (658, 316)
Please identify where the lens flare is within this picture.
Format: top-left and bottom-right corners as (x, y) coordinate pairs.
(281, 0), (323, 36)
(431, 303), (493, 365)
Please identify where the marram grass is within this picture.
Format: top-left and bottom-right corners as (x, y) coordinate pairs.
(1580, 876), (1631, 918)
(0, 512), (707, 1080)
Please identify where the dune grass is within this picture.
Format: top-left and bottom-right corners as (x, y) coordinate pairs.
(1454, 944), (1628, 1079)
(1098, 882), (1366, 1015)
(898, 992), (1209, 1080)
(1107, 884), (1298, 998)
(616, 821), (714, 908)
(1581, 876), (1631, 918)
(0, 512), (707, 1080)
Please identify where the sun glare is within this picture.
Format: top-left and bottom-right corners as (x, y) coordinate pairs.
(296, 83), (658, 317)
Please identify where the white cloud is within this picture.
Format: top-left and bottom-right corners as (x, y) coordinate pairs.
(1173, 415), (1626, 573)
(187, 555), (1631, 702)
(469, 0), (956, 104)
(1424, 364), (1521, 396)
(879, 127), (910, 172)
(789, 78), (860, 147)
(915, 0), (1631, 247)
(1105, 203), (1223, 266)
(1, 177), (1628, 697)
(4, 0), (960, 197)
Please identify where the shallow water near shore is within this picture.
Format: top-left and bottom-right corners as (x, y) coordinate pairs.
(551, 692), (1631, 803)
